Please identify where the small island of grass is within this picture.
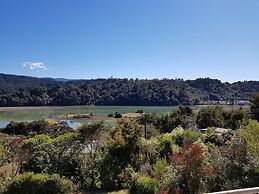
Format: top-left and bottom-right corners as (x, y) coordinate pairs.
(54, 113), (94, 119)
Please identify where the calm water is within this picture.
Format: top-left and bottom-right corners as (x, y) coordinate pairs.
(0, 105), (243, 129)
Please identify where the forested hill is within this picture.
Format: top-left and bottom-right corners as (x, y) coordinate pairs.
(0, 73), (58, 94)
(0, 73), (258, 106)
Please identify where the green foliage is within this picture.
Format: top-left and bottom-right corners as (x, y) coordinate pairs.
(155, 106), (194, 133)
(114, 112), (123, 118)
(241, 120), (259, 157)
(0, 73), (57, 95)
(0, 133), (13, 165)
(106, 119), (142, 156)
(205, 134), (259, 192)
(133, 176), (156, 194)
(137, 138), (160, 165)
(99, 119), (143, 189)
(4, 172), (77, 194)
(250, 92), (259, 121)
(138, 113), (157, 125)
(206, 127), (215, 136)
(182, 129), (202, 143)
(117, 165), (137, 189)
(2, 120), (72, 135)
(77, 122), (104, 143)
(77, 123), (106, 189)
(221, 135), (256, 189)
(109, 190), (129, 194)
(1, 74), (258, 106)
(136, 109), (144, 113)
(223, 108), (250, 129)
(0, 133), (23, 190)
(205, 134), (225, 146)
(196, 106), (225, 129)
(159, 166), (179, 192)
(20, 132), (81, 180)
(1, 108), (259, 193)
(174, 129), (201, 148)
(196, 106), (249, 130)
(157, 133), (174, 161)
(205, 131), (235, 146)
(151, 158), (168, 180)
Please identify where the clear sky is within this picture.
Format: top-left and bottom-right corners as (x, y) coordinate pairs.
(0, 0), (258, 82)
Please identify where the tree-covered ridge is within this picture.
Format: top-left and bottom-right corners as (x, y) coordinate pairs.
(0, 73), (58, 94)
(0, 73), (258, 106)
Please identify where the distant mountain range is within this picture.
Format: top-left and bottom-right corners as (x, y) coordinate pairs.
(0, 73), (258, 106)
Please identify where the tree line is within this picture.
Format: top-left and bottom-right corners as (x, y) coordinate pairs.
(0, 74), (258, 106)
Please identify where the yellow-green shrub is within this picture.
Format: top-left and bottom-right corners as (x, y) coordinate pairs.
(4, 172), (77, 194)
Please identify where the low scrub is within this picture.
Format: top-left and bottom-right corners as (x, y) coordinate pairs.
(4, 172), (78, 194)
(132, 176), (156, 194)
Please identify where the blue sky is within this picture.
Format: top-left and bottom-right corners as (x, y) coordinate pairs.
(0, 0), (258, 82)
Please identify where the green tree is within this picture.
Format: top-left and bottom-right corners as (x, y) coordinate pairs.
(250, 93), (259, 121)
(77, 123), (105, 188)
(241, 120), (259, 157)
(156, 106), (194, 133)
(20, 133), (81, 180)
(99, 119), (142, 189)
(206, 134), (259, 192)
(223, 109), (249, 130)
(196, 106), (225, 129)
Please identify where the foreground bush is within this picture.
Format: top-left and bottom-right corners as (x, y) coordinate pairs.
(4, 172), (78, 194)
(132, 176), (156, 194)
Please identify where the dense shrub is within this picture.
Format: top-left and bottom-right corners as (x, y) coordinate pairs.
(155, 106), (195, 133)
(20, 133), (82, 180)
(250, 93), (259, 121)
(196, 106), (249, 129)
(241, 120), (259, 157)
(171, 143), (206, 193)
(99, 119), (142, 189)
(1, 120), (72, 135)
(1, 108), (259, 193)
(136, 109), (144, 113)
(4, 172), (77, 194)
(132, 176), (156, 194)
(196, 106), (225, 129)
(114, 112), (122, 118)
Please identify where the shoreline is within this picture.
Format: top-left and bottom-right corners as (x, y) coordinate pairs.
(0, 104), (248, 112)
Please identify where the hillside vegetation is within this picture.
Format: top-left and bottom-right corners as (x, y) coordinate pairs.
(0, 73), (258, 106)
(0, 73), (58, 94)
(0, 104), (259, 193)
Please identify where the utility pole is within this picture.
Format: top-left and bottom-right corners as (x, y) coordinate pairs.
(144, 119), (147, 139)
(143, 113), (149, 139)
